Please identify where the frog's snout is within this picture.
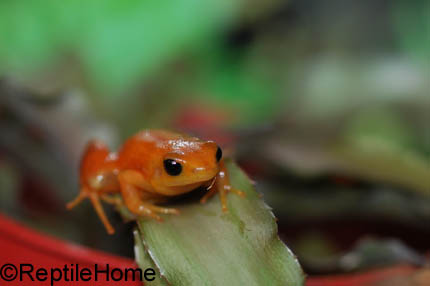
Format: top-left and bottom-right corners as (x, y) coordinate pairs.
(191, 166), (219, 181)
(193, 167), (207, 173)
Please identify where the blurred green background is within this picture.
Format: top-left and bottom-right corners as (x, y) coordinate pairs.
(0, 0), (428, 275)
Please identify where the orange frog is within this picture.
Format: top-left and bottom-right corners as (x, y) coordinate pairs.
(67, 129), (245, 234)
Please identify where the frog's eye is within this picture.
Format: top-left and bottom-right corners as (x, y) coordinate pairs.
(163, 159), (182, 176)
(216, 146), (222, 162)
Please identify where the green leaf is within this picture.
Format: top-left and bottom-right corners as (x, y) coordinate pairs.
(133, 160), (304, 286)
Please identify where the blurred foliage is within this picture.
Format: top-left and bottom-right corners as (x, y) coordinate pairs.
(0, 0), (240, 93)
(293, 234), (425, 273)
(392, 0), (430, 62)
(0, 0), (285, 127)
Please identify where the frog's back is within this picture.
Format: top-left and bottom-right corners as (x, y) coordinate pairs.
(117, 129), (192, 171)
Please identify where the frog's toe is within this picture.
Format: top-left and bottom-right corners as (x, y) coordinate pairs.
(231, 188), (246, 198)
(146, 204), (180, 216)
(158, 207), (180, 215)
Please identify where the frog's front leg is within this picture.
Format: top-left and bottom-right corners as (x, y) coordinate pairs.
(200, 160), (245, 212)
(118, 170), (180, 221)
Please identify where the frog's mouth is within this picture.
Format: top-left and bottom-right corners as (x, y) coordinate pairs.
(161, 176), (216, 196)
(165, 173), (217, 187)
(164, 166), (219, 187)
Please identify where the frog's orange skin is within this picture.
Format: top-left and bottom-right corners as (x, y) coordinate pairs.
(66, 129), (245, 234)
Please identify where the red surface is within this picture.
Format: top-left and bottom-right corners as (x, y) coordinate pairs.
(0, 214), (142, 285)
(0, 213), (418, 286)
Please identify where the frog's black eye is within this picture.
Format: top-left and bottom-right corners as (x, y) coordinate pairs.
(164, 159), (182, 176)
(216, 146), (222, 162)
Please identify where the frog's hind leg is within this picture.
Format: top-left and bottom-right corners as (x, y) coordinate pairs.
(66, 187), (116, 235)
(67, 140), (118, 234)
(66, 189), (88, 210)
(88, 192), (115, 234)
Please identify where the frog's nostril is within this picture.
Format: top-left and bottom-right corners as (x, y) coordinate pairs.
(216, 146), (222, 162)
(193, 167), (206, 173)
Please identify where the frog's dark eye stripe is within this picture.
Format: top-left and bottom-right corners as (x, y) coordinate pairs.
(164, 159), (182, 176)
(216, 146), (222, 162)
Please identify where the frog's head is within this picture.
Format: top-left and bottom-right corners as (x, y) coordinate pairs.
(151, 137), (222, 195)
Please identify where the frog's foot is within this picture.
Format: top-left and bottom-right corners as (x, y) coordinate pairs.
(200, 184), (246, 212)
(219, 185), (246, 212)
(200, 159), (246, 211)
(230, 187), (246, 198)
(67, 187), (115, 234)
(145, 204), (180, 215)
(128, 203), (180, 222)
(66, 191), (88, 210)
